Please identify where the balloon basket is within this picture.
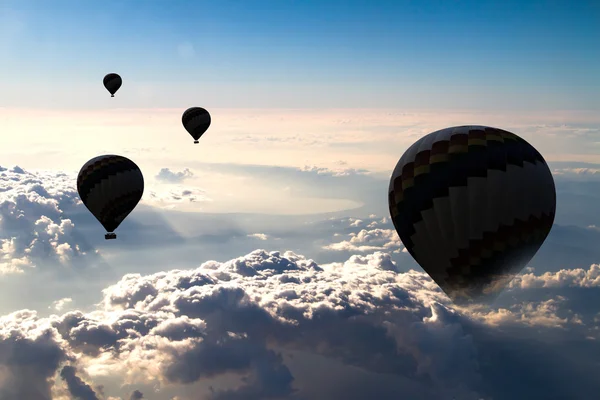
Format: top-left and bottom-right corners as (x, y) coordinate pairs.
(111, 94), (114, 97)
(105, 233), (117, 240)
(194, 140), (199, 144)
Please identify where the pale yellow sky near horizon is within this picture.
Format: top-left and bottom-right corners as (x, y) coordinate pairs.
(2, 107), (598, 169)
(1, 107), (599, 215)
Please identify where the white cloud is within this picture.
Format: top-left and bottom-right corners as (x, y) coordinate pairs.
(50, 298), (73, 312)
(247, 233), (269, 241)
(155, 168), (194, 184)
(0, 309), (70, 399)
(349, 219), (363, 227)
(323, 228), (403, 253)
(509, 264), (600, 289)
(1, 248), (598, 399)
(472, 298), (571, 328)
(552, 167), (600, 178)
(0, 166), (96, 274)
(300, 165), (371, 177)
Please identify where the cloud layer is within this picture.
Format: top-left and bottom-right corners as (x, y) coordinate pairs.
(2, 160), (600, 398)
(0, 248), (598, 399)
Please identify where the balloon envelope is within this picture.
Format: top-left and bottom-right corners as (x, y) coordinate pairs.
(77, 155), (144, 239)
(388, 126), (556, 304)
(182, 107), (211, 143)
(103, 73), (122, 97)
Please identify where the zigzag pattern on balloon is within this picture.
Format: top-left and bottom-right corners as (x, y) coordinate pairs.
(388, 126), (556, 303)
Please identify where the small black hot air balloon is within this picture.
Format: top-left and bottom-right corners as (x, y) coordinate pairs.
(182, 107), (211, 144)
(388, 126), (556, 304)
(77, 155), (144, 240)
(103, 73), (122, 97)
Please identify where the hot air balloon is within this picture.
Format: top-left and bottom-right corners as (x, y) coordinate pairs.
(103, 73), (122, 97)
(388, 126), (556, 304)
(77, 155), (144, 240)
(182, 107), (211, 144)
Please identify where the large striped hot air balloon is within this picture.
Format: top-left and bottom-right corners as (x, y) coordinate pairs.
(182, 107), (211, 144)
(388, 126), (556, 304)
(77, 155), (144, 240)
(103, 73), (122, 97)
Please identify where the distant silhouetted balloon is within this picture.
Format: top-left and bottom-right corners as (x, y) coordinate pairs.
(182, 107), (211, 144)
(388, 126), (556, 304)
(77, 155), (144, 240)
(103, 73), (122, 97)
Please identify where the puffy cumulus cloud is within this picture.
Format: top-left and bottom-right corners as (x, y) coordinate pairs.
(323, 228), (403, 253)
(509, 264), (600, 289)
(472, 298), (573, 329)
(0, 166), (96, 274)
(349, 219), (363, 227)
(50, 297), (73, 312)
(1, 250), (600, 399)
(0, 310), (70, 399)
(46, 249), (458, 399)
(497, 264), (600, 333)
(155, 168), (194, 184)
(319, 215), (408, 259)
(364, 215), (387, 228)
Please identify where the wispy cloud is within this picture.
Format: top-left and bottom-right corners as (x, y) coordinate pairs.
(247, 233), (269, 241)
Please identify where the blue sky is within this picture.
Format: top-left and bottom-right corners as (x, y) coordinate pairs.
(1, 1), (600, 399)
(1, 0), (599, 109)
